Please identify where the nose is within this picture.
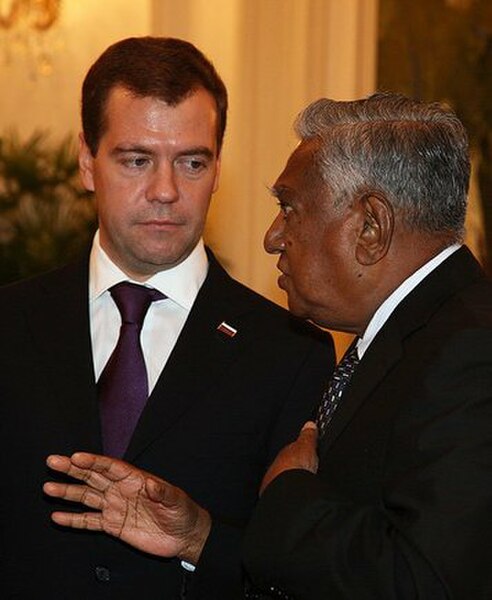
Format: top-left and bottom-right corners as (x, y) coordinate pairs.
(264, 212), (285, 254)
(146, 163), (179, 203)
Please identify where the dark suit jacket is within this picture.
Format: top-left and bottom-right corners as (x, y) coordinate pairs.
(0, 251), (334, 600)
(243, 247), (492, 600)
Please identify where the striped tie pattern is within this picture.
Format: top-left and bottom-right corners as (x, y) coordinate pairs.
(317, 343), (359, 436)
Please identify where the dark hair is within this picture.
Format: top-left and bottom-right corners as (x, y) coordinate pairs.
(81, 36), (228, 156)
(295, 92), (470, 241)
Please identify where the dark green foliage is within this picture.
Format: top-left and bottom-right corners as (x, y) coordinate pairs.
(0, 131), (97, 284)
(378, 0), (492, 273)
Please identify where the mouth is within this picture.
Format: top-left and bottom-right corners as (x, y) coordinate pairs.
(277, 257), (289, 276)
(276, 261), (289, 289)
(139, 219), (183, 230)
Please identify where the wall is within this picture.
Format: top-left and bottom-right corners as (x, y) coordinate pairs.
(0, 0), (379, 354)
(0, 0), (151, 141)
(151, 0), (378, 354)
(151, 0), (378, 310)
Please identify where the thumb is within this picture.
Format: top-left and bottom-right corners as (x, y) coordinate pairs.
(301, 420), (318, 432)
(145, 477), (180, 506)
(298, 421), (318, 441)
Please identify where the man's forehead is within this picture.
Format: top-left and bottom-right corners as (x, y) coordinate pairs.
(105, 84), (211, 111)
(274, 138), (320, 189)
(100, 85), (219, 150)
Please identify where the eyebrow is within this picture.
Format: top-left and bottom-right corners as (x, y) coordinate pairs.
(177, 146), (215, 160)
(269, 184), (290, 199)
(110, 145), (216, 159)
(111, 145), (153, 157)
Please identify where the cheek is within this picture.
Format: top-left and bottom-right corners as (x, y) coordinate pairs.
(183, 190), (212, 222)
(96, 174), (143, 213)
(294, 264), (318, 298)
(95, 165), (142, 196)
(97, 197), (133, 239)
(292, 245), (328, 292)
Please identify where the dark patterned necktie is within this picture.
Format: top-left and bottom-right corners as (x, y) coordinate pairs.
(98, 282), (165, 457)
(316, 342), (359, 437)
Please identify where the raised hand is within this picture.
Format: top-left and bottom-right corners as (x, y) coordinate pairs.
(43, 452), (211, 564)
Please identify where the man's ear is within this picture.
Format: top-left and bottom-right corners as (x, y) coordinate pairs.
(355, 193), (394, 266)
(78, 133), (95, 193)
(212, 151), (222, 194)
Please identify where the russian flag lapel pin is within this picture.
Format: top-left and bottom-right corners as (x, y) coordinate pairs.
(217, 321), (238, 338)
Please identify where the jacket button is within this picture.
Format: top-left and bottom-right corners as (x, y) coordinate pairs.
(95, 566), (111, 583)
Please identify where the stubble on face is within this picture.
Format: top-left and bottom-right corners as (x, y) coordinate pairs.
(81, 86), (221, 281)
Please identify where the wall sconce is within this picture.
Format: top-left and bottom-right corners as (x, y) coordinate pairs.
(0, 0), (62, 77)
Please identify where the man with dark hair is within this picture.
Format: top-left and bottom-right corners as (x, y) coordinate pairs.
(242, 93), (492, 599)
(0, 37), (333, 599)
(81, 37), (228, 156)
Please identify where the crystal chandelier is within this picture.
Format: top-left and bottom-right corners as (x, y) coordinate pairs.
(0, 0), (62, 77)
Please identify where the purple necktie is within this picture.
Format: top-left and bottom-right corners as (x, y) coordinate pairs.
(98, 282), (165, 457)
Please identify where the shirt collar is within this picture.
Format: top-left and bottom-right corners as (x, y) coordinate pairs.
(89, 230), (209, 310)
(357, 244), (461, 358)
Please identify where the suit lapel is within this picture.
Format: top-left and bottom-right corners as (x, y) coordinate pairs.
(25, 256), (101, 451)
(126, 256), (254, 460)
(319, 323), (402, 454)
(319, 246), (484, 455)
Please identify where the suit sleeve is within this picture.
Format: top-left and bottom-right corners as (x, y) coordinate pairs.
(243, 328), (492, 600)
(264, 325), (335, 462)
(187, 328), (335, 599)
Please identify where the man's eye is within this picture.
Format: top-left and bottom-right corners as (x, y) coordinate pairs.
(179, 157), (207, 174)
(277, 200), (292, 216)
(121, 156), (150, 168)
(190, 159), (206, 170)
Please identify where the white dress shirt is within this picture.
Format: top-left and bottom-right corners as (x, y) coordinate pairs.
(356, 244), (461, 359)
(89, 231), (209, 390)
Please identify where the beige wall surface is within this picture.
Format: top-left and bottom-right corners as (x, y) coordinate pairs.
(1, 0), (378, 354)
(151, 0), (377, 354)
(0, 0), (151, 140)
(152, 0), (378, 308)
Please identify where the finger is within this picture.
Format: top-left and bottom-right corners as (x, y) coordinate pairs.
(51, 510), (103, 531)
(46, 455), (112, 492)
(70, 452), (121, 473)
(69, 452), (154, 484)
(46, 454), (77, 475)
(46, 454), (95, 482)
(69, 453), (131, 481)
(43, 482), (104, 510)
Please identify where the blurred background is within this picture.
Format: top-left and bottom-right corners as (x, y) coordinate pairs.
(0, 0), (490, 354)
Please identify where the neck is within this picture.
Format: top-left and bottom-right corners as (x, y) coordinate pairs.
(354, 233), (456, 334)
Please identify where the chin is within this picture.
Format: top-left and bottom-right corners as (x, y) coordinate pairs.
(286, 296), (308, 319)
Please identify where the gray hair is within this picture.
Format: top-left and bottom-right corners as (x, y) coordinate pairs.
(294, 92), (470, 240)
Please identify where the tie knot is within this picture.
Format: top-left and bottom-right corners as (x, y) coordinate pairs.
(340, 344), (359, 367)
(334, 343), (359, 378)
(110, 282), (165, 326)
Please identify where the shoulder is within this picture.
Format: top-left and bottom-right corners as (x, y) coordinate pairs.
(0, 255), (88, 313)
(428, 270), (492, 337)
(203, 251), (333, 350)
